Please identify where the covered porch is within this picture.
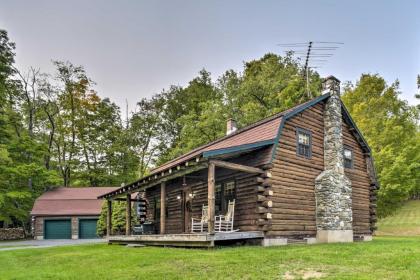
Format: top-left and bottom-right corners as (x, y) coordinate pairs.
(108, 231), (264, 247)
(98, 149), (273, 247)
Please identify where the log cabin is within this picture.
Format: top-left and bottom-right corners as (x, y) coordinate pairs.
(99, 76), (378, 247)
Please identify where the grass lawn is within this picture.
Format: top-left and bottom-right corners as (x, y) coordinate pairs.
(0, 236), (419, 279)
(376, 200), (420, 236)
(0, 245), (30, 249)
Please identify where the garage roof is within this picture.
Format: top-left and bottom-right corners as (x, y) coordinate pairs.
(31, 187), (119, 216)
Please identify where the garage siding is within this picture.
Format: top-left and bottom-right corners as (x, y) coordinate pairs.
(34, 216), (99, 240)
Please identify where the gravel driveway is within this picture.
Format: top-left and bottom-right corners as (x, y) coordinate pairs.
(0, 239), (106, 251)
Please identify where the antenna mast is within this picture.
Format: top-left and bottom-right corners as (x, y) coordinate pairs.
(125, 99), (129, 129)
(278, 41), (343, 99)
(303, 41), (313, 98)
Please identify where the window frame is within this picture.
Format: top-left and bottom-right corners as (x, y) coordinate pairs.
(343, 145), (354, 169)
(154, 197), (160, 222)
(296, 127), (312, 159)
(214, 179), (236, 215)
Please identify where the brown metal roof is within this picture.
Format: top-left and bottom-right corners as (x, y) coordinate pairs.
(152, 115), (283, 174)
(31, 187), (119, 216)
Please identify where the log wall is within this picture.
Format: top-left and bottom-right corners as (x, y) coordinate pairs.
(342, 121), (372, 235)
(268, 101), (373, 237)
(267, 102), (324, 237)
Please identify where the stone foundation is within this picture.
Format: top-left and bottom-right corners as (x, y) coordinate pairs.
(262, 237), (288, 246)
(305, 237), (317, 244)
(362, 235), (373, 242)
(316, 230), (353, 243)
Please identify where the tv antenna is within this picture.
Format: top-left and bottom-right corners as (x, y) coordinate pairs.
(277, 41), (343, 98)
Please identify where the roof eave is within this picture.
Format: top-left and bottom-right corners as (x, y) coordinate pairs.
(203, 139), (275, 158)
(270, 93), (331, 161)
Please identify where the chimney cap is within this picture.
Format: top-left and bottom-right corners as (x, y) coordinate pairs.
(322, 75), (340, 83)
(322, 75), (341, 95)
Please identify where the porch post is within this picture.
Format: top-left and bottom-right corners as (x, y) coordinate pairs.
(160, 182), (166, 234)
(126, 194), (131, 236)
(106, 199), (112, 237)
(208, 162), (215, 234)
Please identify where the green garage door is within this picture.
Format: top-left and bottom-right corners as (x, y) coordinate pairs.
(79, 219), (98, 239)
(44, 219), (71, 239)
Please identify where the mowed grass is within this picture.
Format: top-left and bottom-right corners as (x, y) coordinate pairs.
(376, 200), (420, 236)
(0, 237), (419, 280)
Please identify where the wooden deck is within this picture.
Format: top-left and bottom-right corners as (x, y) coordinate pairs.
(108, 231), (264, 247)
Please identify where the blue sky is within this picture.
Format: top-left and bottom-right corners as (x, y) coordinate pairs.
(1, 0), (419, 112)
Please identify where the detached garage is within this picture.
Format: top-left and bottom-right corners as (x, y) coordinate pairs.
(31, 187), (118, 240)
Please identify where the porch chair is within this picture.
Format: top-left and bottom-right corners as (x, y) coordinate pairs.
(215, 200), (238, 232)
(191, 205), (208, 232)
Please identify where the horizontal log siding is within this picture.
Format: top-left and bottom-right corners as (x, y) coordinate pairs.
(269, 101), (373, 238)
(268, 102), (325, 237)
(343, 121), (372, 235)
(144, 147), (272, 234)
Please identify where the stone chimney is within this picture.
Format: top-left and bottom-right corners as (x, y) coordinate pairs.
(322, 75), (341, 95)
(315, 75), (353, 243)
(226, 118), (237, 135)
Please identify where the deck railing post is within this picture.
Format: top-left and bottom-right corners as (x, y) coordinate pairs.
(126, 194), (131, 236)
(208, 162), (215, 234)
(160, 182), (166, 234)
(106, 199), (112, 237)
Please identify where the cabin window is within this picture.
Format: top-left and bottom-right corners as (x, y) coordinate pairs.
(215, 184), (222, 213)
(224, 181), (235, 204)
(344, 147), (353, 169)
(154, 197), (168, 220)
(215, 180), (236, 215)
(296, 128), (312, 158)
(154, 198), (160, 221)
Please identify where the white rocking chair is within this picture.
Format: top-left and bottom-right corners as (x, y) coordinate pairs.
(191, 205), (208, 233)
(215, 200), (237, 232)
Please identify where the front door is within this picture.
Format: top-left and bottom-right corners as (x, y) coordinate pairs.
(181, 186), (193, 233)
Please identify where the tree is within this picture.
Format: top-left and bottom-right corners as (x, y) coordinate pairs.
(96, 201), (137, 236)
(342, 74), (420, 216)
(224, 53), (321, 125)
(155, 53), (321, 164)
(0, 30), (53, 228)
(416, 74), (420, 110)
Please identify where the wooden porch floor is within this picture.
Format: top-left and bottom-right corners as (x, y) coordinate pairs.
(108, 231), (264, 247)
